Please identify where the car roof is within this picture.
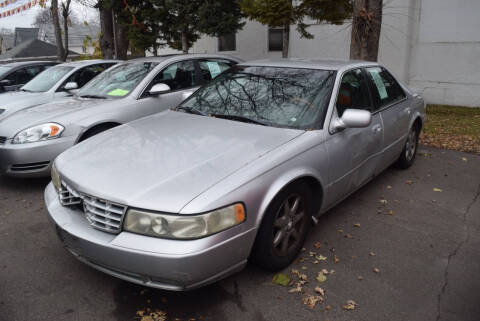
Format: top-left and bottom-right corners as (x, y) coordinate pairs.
(57, 59), (120, 68)
(129, 53), (243, 63)
(0, 61), (59, 68)
(239, 58), (379, 71)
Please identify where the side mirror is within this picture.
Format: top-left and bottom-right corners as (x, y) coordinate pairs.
(149, 83), (170, 96)
(0, 79), (11, 85)
(64, 82), (78, 91)
(333, 109), (372, 131)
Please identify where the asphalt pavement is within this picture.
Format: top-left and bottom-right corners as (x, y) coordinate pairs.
(0, 146), (479, 321)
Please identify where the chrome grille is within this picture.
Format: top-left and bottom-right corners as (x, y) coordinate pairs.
(82, 195), (126, 233)
(0, 136), (6, 144)
(58, 182), (127, 234)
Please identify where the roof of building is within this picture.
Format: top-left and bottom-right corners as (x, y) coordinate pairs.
(0, 39), (78, 60)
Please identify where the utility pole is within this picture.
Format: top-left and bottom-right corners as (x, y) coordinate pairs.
(112, 9), (117, 59)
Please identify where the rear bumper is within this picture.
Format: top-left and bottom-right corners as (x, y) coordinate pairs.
(44, 183), (256, 290)
(0, 136), (76, 177)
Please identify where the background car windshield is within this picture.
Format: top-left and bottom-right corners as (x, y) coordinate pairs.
(180, 66), (335, 129)
(22, 65), (74, 92)
(78, 62), (158, 99)
(0, 66), (13, 77)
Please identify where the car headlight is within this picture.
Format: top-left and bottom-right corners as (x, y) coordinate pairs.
(51, 162), (61, 191)
(12, 123), (64, 144)
(124, 203), (246, 239)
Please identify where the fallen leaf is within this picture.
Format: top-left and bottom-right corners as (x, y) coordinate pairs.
(316, 272), (327, 282)
(302, 295), (323, 309)
(379, 199), (387, 205)
(317, 255), (327, 261)
(388, 210), (394, 216)
(353, 223), (361, 228)
(309, 251), (316, 257)
(369, 251), (376, 256)
(344, 233), (353, 239)
(337, 229), (343, 233)
(314, 286), (325, 296)
(433, 187), (443, 192)
(288, 283), (303, 293)
(325, 304), (332, 311)
(358, 276), (364, 281)
(314, 241), (322, 249)
(387, 185), (392, 189)
(462, 157), (468, 162)
(333, 256), (340, 264)
(406, 180), (413, 185)
(301, 266), (307, 270)
(301, 247), (306, 252)
(329, 269), (335, 274)
(272, 273), (290, 286)
(373, 267), (380, 273)
(343, 300), (357, 310)
(321, 268), (329, 275)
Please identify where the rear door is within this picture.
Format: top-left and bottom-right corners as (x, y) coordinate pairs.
(324, 68), (384, 205)
(365, 66), (410, 167)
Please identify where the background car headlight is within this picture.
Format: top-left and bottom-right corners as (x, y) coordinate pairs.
(124, 203), (246, 239)
(51, 162), (61, 191)
(12, 123), (64, 144)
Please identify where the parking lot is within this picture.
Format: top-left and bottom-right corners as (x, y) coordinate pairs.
(1, 145), (479, 321)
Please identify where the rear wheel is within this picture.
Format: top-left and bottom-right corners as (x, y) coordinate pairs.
(397, 124), (419, 169)
(252, 182), (313, 270)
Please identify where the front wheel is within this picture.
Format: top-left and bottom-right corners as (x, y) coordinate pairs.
(252, 182), (313, 270)
(397, 124), (419, 169)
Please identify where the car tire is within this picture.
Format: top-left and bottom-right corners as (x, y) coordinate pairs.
(397, 123), (420, 169)
(252, 182), (313, 270)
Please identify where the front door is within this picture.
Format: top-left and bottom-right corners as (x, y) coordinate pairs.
(324, 68), (384, 206)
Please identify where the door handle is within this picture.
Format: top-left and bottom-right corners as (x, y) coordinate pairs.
(372, 124), (382, 133)
(405, 107), (411, 115)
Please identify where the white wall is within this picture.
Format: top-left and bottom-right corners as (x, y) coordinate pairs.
(158, 0), (480, 107)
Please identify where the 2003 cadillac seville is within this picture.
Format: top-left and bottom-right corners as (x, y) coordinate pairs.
(45, 59), (425, 291)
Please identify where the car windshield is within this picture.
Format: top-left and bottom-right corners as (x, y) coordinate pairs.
(22, 65), (73, 92)
(77, 62), (158, 99)
(178, 66), (335, 129)
(0, 65), (13, 77)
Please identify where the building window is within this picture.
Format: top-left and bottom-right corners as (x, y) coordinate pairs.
(218, 33), (236, 51)
(268, 28), (283, 51)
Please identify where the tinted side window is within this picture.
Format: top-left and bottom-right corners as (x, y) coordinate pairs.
(336, 68), (372, 117)
(65, 64), (106, 88)
(149, 60), (197, 93)
(25, 66), (43, 79)
(366, 67), (406, 108)
(198, 59), (236, 82)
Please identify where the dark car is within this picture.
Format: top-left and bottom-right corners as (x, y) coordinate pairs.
(0, 61), (59, 93)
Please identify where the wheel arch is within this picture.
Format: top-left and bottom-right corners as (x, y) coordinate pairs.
(77, 121), (122, 143)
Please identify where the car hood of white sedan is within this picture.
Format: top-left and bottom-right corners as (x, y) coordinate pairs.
(56, 110), (304, 214)
(0, 91), (48, 120)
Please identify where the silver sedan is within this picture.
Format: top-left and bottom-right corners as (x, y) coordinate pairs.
(0, 54), (241, 177)
(45, 60), (425, 291)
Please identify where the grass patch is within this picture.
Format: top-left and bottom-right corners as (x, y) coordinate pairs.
(420, 104), (480, 154)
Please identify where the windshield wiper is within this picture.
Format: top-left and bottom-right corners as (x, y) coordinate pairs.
(78, 94), (106, 99)
(176, 106), (208, 116)
(211, 114), (270, 126)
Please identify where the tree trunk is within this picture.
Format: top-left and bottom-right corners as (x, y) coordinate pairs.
(50, 0), (65, 61)
(61, 0), (71, 61)
(349, 0), (382, 61)
(181, 31), (188, 54)
(282, 23), (290, 58)
(99, 5), (114, 59)
(115, 23), (129, 60)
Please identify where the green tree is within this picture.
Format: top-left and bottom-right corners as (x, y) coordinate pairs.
(158, 0), (245, 54)
(240, 0), (352, 58)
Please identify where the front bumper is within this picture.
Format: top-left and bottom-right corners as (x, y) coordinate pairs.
(44, 183), (257, 291)
(0, 136), (77, 177)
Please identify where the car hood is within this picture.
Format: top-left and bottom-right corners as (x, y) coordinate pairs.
(57, 110), (304, 213)
(0, 91), (48, 120)
(0, 97), (112, 138)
